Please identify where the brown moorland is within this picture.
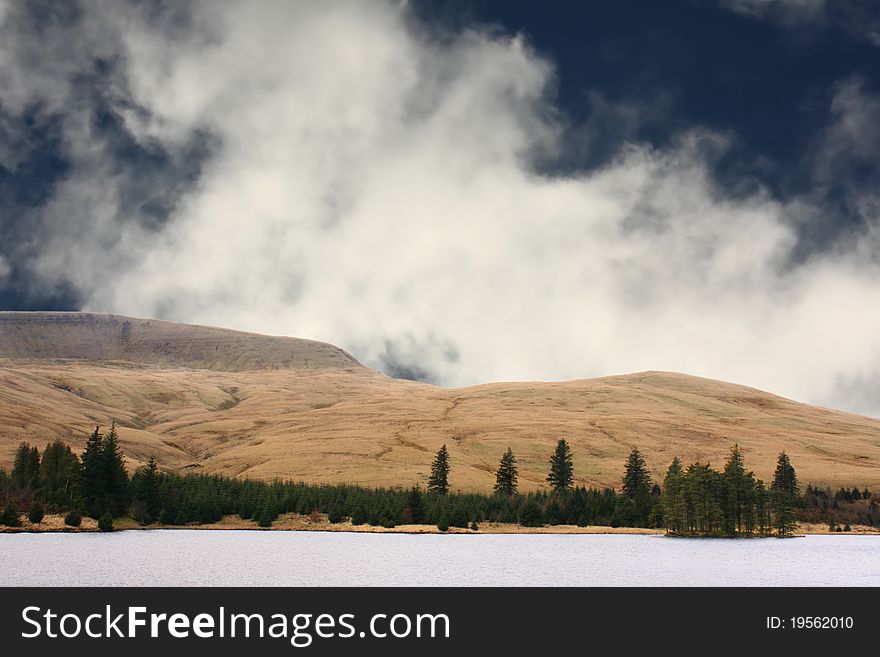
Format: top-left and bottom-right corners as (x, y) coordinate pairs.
(1, 312), (879, 492)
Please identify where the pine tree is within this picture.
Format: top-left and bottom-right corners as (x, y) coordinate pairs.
(40, 440), (81, 508)
(493, 447), (518, 495)
(661, 457), (685, 534)
(427, 445), (450, 495)
(623, 447), (652, 512)
(80, 426), (105, 518)
(132, 457), (161, 524)
(721, 444), (748, 535)
(101, 423), (131, 517)
(11, 442), (40, 490)
(771, 451), (799, 537)
(547, 439), (574, 492)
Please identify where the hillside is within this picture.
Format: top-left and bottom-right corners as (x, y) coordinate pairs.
(1, 312), (879, 492)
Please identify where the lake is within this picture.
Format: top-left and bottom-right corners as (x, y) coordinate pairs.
(1, 531), (877, 586)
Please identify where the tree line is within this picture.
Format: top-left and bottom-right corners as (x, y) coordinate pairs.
(0, 428), (874, 536)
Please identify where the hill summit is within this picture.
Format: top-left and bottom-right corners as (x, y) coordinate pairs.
(0, 312), (362, 372)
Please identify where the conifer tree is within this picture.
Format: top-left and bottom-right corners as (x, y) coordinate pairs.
(661, 457), (686, 534)
(101, 423), (131, 517)
(493, 447), (519, 495)
(547, 439), (574, 492)
(427, 445), (450, 495)
(133, 456), (162, 523)
(80, 426), (105, 518)
(40, 440), (80, 508)
(721, 444), (749, 535)
(771, 451), (799, 537)
(623, 447), (652, 512)
(11, 442), (40, 490)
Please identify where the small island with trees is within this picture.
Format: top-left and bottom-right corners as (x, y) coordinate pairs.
(1, 425), (877, 537)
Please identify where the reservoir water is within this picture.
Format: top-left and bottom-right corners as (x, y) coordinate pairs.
(0, 531), (877, 586)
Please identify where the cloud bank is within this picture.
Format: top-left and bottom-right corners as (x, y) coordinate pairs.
(3, 1), (880, 415)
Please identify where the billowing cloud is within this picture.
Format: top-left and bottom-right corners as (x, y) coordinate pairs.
(3, 1), (880, 415)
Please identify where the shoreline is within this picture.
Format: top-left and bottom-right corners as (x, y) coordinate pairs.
(1, 514), (878, 536)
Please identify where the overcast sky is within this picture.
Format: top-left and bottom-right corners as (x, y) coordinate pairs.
(2, 0), (880, 415)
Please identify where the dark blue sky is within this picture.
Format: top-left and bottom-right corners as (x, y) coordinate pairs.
(416, 1), (880, 187)
(2, 0), (880, 310)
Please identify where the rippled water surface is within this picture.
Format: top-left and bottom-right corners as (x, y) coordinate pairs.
(1, 531), (877, 586)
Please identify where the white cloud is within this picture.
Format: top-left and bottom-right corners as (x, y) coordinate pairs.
(5, 1), (880, 414)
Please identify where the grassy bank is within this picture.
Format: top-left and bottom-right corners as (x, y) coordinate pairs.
(3, 512), (879, 535)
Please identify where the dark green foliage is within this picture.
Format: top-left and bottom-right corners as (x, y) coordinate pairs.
(64, 511), (82, 527)
(39, 440), (80, 508)
(2, 433), (834, 538)
(80, 426), (105, 518)
(470, 520), (479, 531)
(771, 451), (799, 537)
(493, 447), (518, 496)
(78, 424), (131, 518)
(437, 509), (449, 531)
(661, 450), (799, 537)
(27, 499), (44, 524)
(518, 498), (544, 527)
(98, 512), (114, 532)
(622, 447), (653, 524)
(131, 457), (161, 524)
(547, 439), (574, 492)
(403, 486), (425, 524)
(256, 499), (276, 527)
(427, 445), (450, 495)
(622, 447), (652, 501)
(449, 504), (469, 529)
(720, 444), (758, 535)
(160, 500), (179, 525)
(0, 504), (21, 527)
(771, 451), (799, 496)
(350, 503), (368, 525)
(12, 442), (41, 490)
(101, 424), (131, 517)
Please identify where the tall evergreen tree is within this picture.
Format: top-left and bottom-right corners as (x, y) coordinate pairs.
(493, 447), (519, 495)
(132, 457), (162, 524)
(771, 451), (799, 537)
(101, 423), (131, 517)
(80, 426), (105, 517)
(40, 440), (80, 508)
(547, 439), (574, 492)
(771, 451), (799, 496)
(721, 444), (750, 535)
(661, 457), (686, 534)
(427, 445), (450, 495)
(11, 442), (40, 490)
(622, 447), (652, 502)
